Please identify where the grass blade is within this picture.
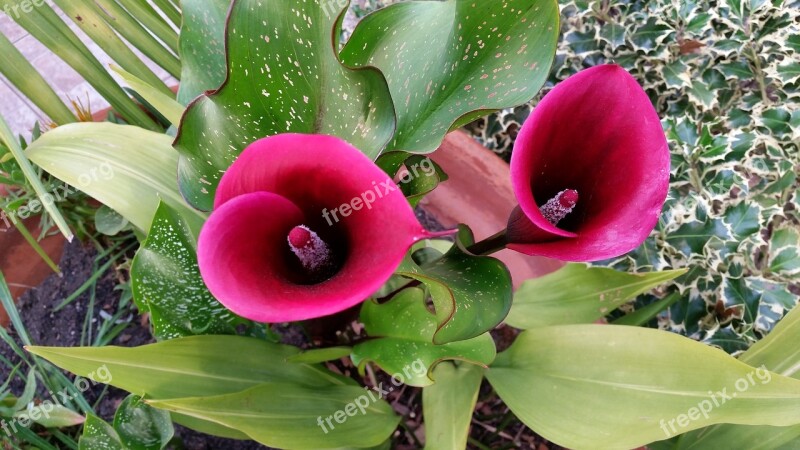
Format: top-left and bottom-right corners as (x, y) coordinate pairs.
(0, 115), (73, 241)
(115, 0), (179, 54)
(0, 32), (76, 125)
(0, 0), (161, 131)
(93, 0), (181, 78)
(52, 0), (173, 98)
(0, 271), (33, 347)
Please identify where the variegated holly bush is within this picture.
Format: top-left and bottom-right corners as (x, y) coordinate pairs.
(469, 0), (800, 350)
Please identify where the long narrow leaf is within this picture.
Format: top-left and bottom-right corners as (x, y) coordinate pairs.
(0, 0), (160, 131)
(111, 66), (183, 127)
(92, 0), (181, 78)
(150, 0), (183, 29)
(0, 114), (73, 240)
(0, 272), (32, 347)
(25, 122), (206, 234)
(52, 0), (173, 97)
(0, 32), (76, 125)
(115, 0), (179, 54)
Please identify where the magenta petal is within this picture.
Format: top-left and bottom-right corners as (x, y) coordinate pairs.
(198, 134), (431, 323)
(508, 64), (670, 262)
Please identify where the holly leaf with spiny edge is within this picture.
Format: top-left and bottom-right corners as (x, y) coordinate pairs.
(340, 0), (560, 153)
(352, 286), (496, 387)
(174, 0), (396, 211)
(395, 225), (513, 344)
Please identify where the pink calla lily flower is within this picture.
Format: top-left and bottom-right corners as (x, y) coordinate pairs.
(197, 134), (439, 323)
(506, 64), (670, 261)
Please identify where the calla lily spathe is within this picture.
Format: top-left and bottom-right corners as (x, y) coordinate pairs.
(197, 134), (437, 323)
(507, 64), (670, 261)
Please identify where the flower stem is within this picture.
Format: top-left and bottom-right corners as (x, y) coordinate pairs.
(466, 230), (508, 256)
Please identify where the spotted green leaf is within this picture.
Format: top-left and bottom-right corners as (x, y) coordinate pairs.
(340, 0), (560, 153)
(79, 414), (124, 450)
(113, 396), (173, 450)
(353, 287), (496, 387)
(175, 0), (396, 211)
(131, 202), (250, 340)
(396, 227), (513, 344)
(177, 0), (229, 105)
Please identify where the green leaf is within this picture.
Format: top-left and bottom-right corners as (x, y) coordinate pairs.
(718, 60), (753, 79)
(287, 347), (353, 364)
(777, 62), (800, 84)
(177, 0), (229, 105)
(131, 202), (249, 340)
(79, 414), (124, 450)
(487, 325), (800, 449)
(0, 31), (77, 125)
(25, 123), (207, 235)
(14, 404), (86, 429)
(630, 17), (673, 51)
(376, 152), (448, 207)
(724, 202), (761, 238)
(0, 0), (160, 131)
(95, 205), (129, 237)
(566, 29), (599, 54)
(92, 0), (181, 79)
(174, 0), (396, 211)
(148, 383), (399, 449)
(761, 108), (792, 136)
(52, 0), (173, 98)
(663, 59), (691, 88)
(112, 65), (184, 127)
(396, 228), (513, 344)
(113, 396), (173, 450)
(770, 227), (800, 275)
(353, 287), (496, 387)
(422, 362), (483, 450)
(26, 335), (354, 400)
(0, 114), (74, 241)
(671, 303), (800, 449)
(666, 218), (731, 256)
(507, 264), (686, 329)
(599, 23), (627, 48)
(341, 0), (560, 153)
(611, 291), (682, 327)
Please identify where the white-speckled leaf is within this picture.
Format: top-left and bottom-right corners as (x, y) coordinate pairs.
(174, 0), (396, 211)
(396, 228), (513, 344)
(176, 0), (229, 105)
(340, 0), (560, 153)
(353, 287), (496, 387)
(131, 202), (249, 340)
